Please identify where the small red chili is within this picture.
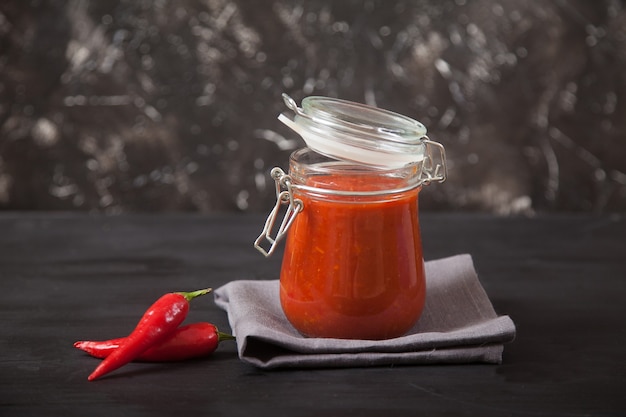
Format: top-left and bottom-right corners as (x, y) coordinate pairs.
(74, 322), (234, 362)
(86, 288), (211, 381)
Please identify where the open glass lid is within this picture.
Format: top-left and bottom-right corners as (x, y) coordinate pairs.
(278, 93), (430, 168)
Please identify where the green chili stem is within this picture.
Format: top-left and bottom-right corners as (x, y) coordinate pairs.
(218, 331), (236, 342)
(177, 288), (212, 302)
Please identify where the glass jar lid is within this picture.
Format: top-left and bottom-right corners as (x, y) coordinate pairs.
(278, 94), (429, 168)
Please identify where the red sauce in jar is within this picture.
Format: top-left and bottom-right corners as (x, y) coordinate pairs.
(279, 174), (426, 340)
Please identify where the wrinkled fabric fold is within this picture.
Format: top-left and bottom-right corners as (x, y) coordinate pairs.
(214, 254), (516, 369)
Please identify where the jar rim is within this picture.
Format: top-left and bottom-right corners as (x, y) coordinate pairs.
(288, 148), (423, 197)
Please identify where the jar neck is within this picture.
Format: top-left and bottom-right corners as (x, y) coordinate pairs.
(288, 148), (423, 197)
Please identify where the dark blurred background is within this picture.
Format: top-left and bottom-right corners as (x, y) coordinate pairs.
(1, 0), (625, 214)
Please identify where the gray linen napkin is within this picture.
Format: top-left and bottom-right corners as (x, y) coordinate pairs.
(214, 254), (516, 369)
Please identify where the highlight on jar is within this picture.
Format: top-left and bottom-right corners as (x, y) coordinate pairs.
(254, 93), (447, 340)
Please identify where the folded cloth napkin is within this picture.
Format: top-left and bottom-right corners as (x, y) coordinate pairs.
(214, 254), (516, 369)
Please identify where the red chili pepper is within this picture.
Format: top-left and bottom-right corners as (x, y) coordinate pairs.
(86, 288), (211, 381)
(74, 322), (235, 362)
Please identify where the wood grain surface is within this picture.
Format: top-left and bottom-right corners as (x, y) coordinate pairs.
(0, 212), (624, 416)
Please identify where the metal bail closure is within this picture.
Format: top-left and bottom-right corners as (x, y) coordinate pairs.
(254, 167), (303, 257)
(420, 137), (447, 185)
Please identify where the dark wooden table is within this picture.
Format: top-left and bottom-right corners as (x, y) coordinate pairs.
(1, 212), (625, 416)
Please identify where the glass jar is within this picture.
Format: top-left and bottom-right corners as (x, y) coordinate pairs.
(255, 94), (446, 340)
